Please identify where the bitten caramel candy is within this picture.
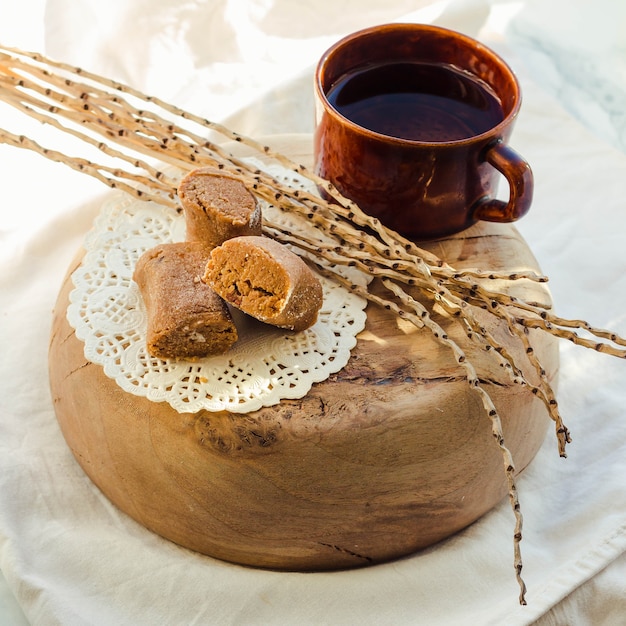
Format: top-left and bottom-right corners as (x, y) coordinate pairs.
(133, 241), (238, 359)
(178, 167), (262, 248)
(203, 236), (323, 332)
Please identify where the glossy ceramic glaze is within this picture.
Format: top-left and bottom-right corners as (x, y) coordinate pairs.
(314, 24), (533, 240)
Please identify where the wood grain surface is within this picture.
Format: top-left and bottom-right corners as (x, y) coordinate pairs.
(49, 135), (559, 571)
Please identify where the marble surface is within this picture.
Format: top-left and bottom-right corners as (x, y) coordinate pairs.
(1, 1), (625, 624)
(507, 0), (626, 155)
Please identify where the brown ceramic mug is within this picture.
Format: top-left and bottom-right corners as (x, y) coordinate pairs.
(313, 23), (533, 240)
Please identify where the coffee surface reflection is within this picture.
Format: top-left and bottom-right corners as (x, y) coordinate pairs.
(326, 61), (504, 142)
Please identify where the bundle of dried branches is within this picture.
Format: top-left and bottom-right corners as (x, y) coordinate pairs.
(1, 44), (625, 604)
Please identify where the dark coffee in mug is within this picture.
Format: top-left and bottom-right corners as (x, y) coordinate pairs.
(314, 24), (533, 240)
(326, 61), (504, 142)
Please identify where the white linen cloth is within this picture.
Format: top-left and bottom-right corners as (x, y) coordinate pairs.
(0, 1), (625, 624)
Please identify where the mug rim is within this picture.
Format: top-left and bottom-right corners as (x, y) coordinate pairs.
(314, 22), (522, 147)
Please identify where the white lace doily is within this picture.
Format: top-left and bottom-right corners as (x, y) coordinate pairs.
(67, 159), (369, 414)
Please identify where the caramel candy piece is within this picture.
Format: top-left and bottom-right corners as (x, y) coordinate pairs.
(178, 167), (262, 248)
(133, 242), (238, 359)
(204, 236), (323, 332)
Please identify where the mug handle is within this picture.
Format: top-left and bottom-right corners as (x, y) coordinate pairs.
(472, 141), (533, 223)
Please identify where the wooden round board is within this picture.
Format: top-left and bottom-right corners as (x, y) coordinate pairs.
(49, 135), (559, 571)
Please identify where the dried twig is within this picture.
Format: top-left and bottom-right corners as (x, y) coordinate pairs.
(2, 44), (625, 605)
